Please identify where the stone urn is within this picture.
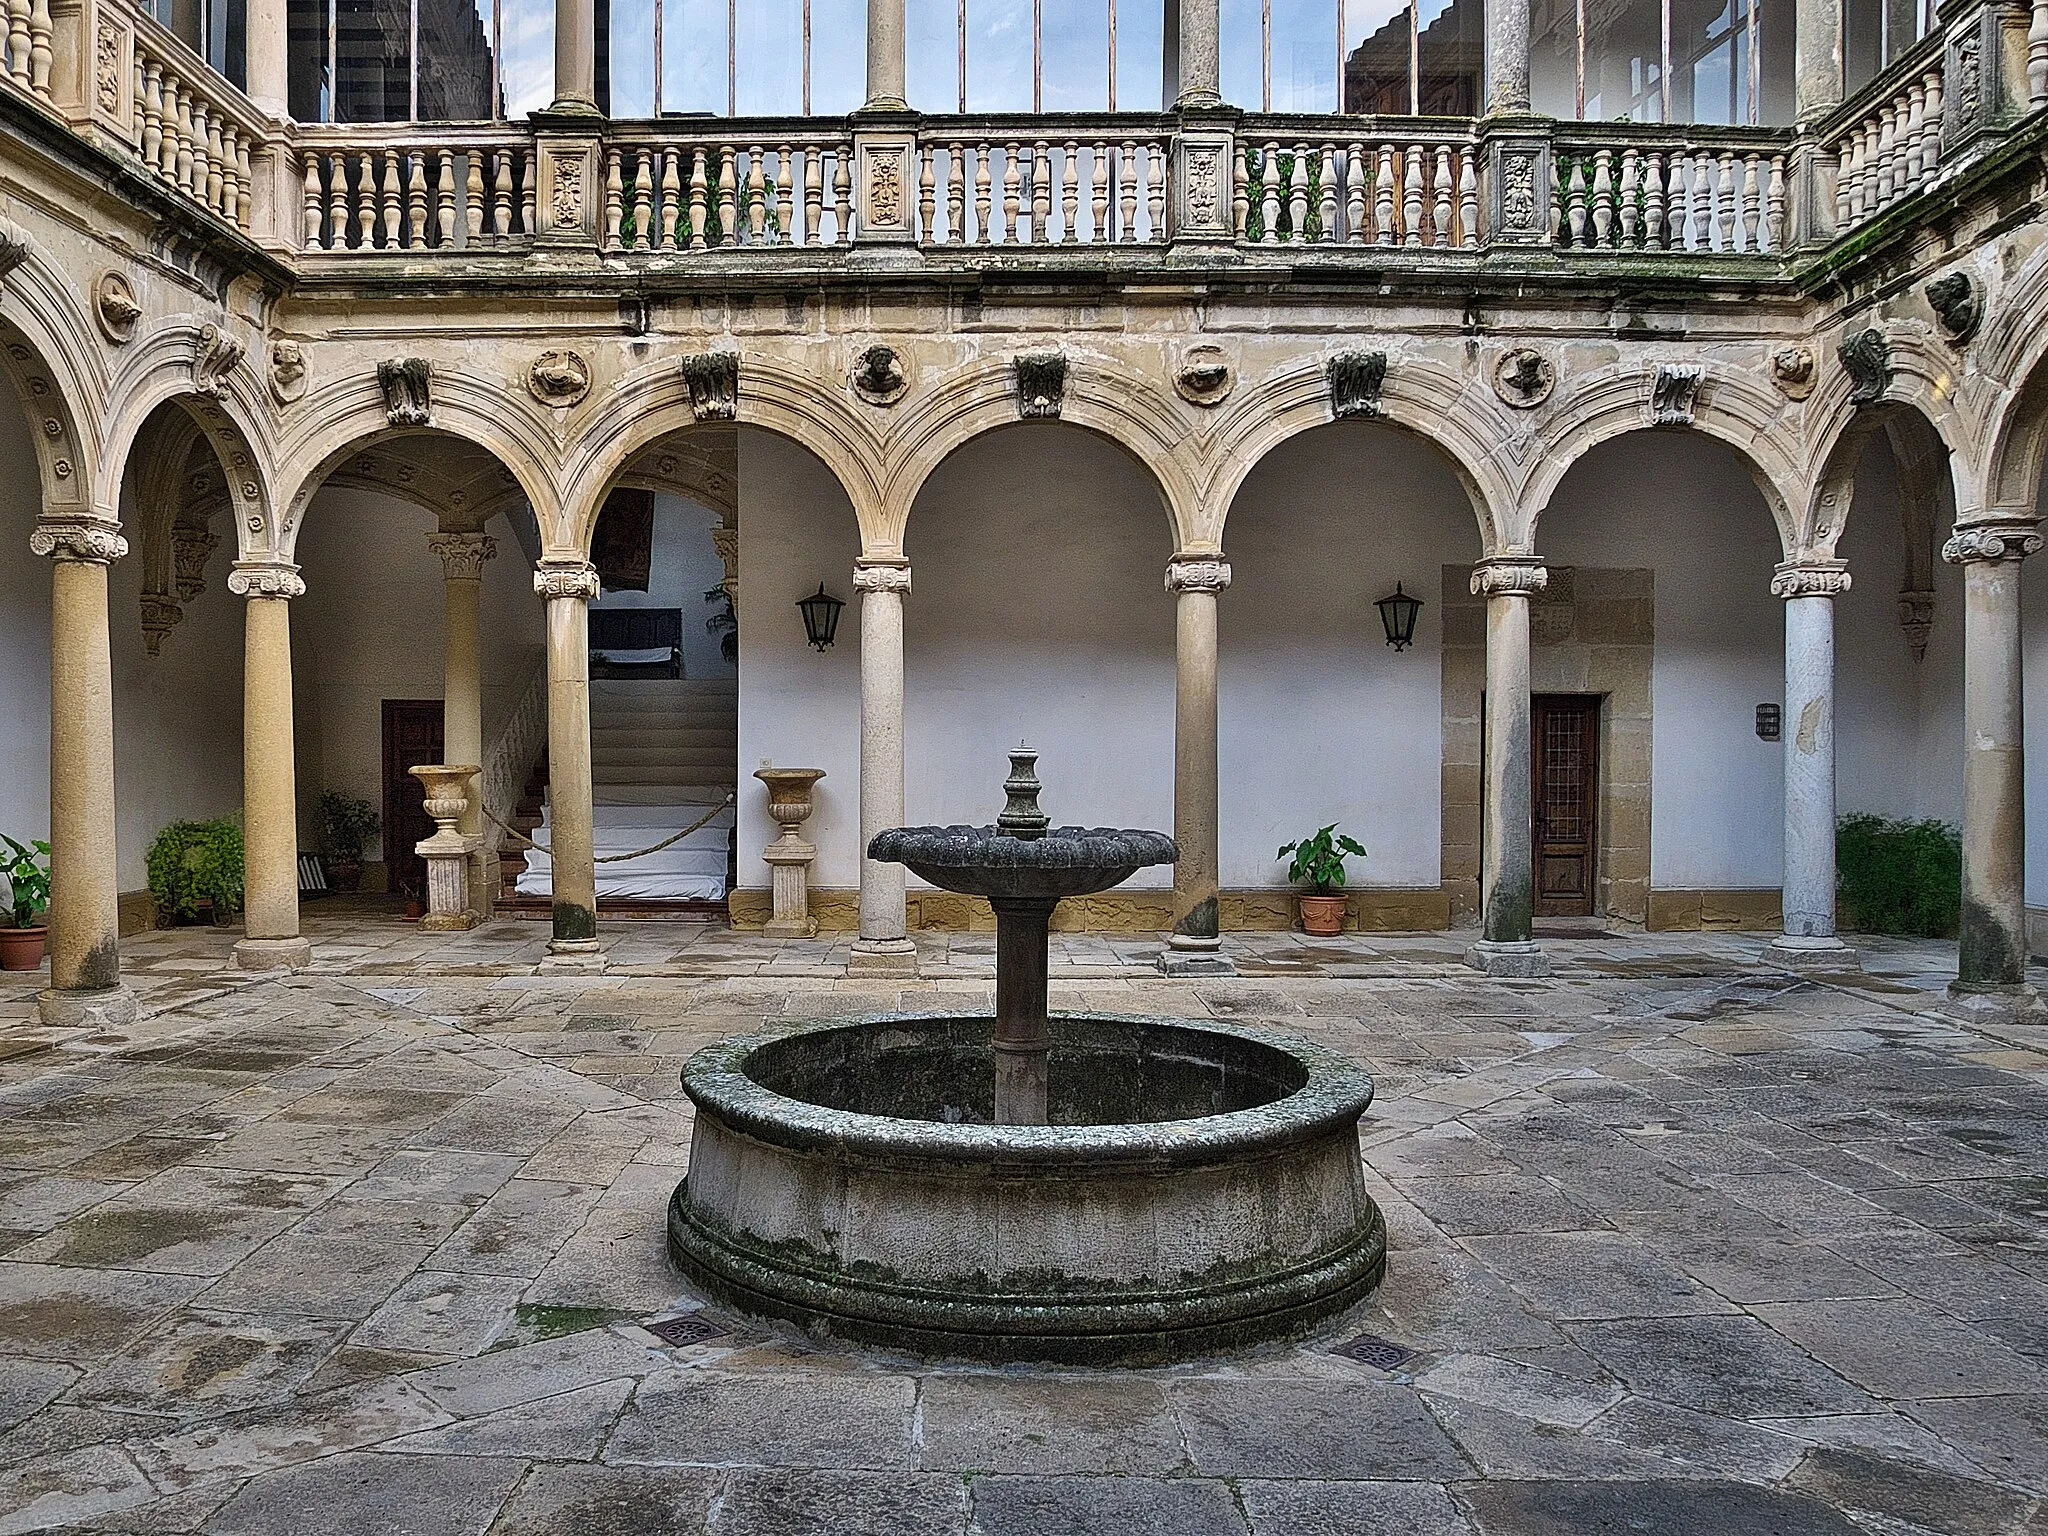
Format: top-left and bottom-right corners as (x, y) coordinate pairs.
(409, 764), (481, 932)
(754, 767), (825, 939)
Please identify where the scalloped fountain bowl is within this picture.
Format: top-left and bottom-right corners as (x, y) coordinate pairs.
(667, 753), (1386, 1364)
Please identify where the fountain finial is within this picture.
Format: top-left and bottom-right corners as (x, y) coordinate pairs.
(996, 747), (1050, 840)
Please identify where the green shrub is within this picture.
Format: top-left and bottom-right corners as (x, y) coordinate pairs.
(146, 818), (245, 923)
(1836, 814), (1960, 937)
(317, 792), (379, 860)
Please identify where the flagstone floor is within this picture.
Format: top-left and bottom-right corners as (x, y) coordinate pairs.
(0, 911), (2044, 1534)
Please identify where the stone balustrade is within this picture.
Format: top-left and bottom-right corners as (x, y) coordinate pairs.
(1, 0), (52, 103)
(1233, 126), (1478, 249)
(1828, 38), (1943, 232)
(300, 128), (536, 251)
(131, 20), (262, 233)
(914, 122), (1172, 245)
(602, 131), (854, 251)
(1552, 131), (1788, 253)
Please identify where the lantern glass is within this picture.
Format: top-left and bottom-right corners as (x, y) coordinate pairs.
(797, 584), (844, 650)
(1375, 582), (1422, 651)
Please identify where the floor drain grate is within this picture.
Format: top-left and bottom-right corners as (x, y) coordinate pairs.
(1330, 1332), (1414, 1370)
(644, 1313), (725, 1348)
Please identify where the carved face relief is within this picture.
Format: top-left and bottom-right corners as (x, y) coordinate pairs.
(527, 348), (592, 408)
(1493, 348), (1554, 408)
(1925, 272), (1981, 343)
(851, 344), (908, 407)
(1174, 344), (1235, 407)
(1838, 328), (1892, 406)
(1014, 351), (1067, 419)
(1769, 345), (1816, 400)
(94, 271), (141, 344)
(269, 339), (307, 404)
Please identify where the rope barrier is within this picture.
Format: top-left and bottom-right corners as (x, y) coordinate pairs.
(483, 790), (735, 864)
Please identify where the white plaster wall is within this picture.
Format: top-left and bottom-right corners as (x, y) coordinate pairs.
(590, 494), (736, 680)
(904, 426), (1178, 888)
(1540, 433), (1787, 889)
(1219, 424), (1482, 889)
(293, 487), (543, 863)
(0, 396), (49, 857)
(734, 431), (863, 889)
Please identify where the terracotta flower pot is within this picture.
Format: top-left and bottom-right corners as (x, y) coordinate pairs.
(1297, 894), (1347, 937)
(0, 925), (48, 971)
(327, 858), (364, 894)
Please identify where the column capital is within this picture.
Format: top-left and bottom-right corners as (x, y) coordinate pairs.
(227, 561), (305, 599)
(1470, 557), (1547, 598)
(853, 560), (912, 594)
(1166, 557), (1232, 593)
(1943, 518), (2043, 566)
(1770, 558), (1851, 598)
(30, 518), (127, 565)
(535, 562), (600, 601)
(429, 532), (499, 580)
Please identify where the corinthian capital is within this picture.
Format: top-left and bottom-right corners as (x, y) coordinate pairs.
(428, 532), (499, 581)
(1943, 518), (2043, 566)
(534, 562), (600, 601)
(852, 561), (912, 595)
(1470, 557), (1547, 599)
(1770, 559), (1851, 599)
(29, 519), (128, 565)
(1166, 558), (1232, 594)
(227, 561), (306, 599)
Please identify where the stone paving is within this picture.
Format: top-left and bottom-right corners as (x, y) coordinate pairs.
(0, 908), (2045, 1534)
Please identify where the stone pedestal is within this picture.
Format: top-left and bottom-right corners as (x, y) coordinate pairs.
(757, 767), (825, 939)
(411, 766), (482, 932)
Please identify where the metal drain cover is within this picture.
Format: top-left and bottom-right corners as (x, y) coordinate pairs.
(644, 1312), (725, 1348)
(1331, 1331), (1414, 1370)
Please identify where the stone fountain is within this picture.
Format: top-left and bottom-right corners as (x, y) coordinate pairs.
(668, 751), (1385, 1364)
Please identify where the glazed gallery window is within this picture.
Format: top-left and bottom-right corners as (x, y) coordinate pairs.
(901, 0), (1165, 112)
(284, 0), (555, 121)
(601, 0), (867, 115)
(1842, 0), (1935, 92)
(140, 0), (248, 85)
(1529, 0), (1794, 124)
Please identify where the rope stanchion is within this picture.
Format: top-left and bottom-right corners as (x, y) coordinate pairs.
(483, 791), (735, 864)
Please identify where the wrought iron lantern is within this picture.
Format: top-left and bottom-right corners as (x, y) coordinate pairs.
(1375, 582), (1422, 652)
(797, 584), (844, 651)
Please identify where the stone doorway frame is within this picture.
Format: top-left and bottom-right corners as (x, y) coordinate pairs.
(1442, 566), (1654, 926)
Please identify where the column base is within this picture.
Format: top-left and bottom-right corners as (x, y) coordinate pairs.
(1157, 937), (1236, 977)
(1942, 980), (2046, 1024)
(235, 936), (313, 972)
(764, 919), (820, 940)
(1761, 935), (1861, 973)
(1464, 940), (1552, 978)
(419, 911), (481, 933)
(846, 937), (919, 977)
(539, 938), (607, 974)
(37, 985), (138, 1029)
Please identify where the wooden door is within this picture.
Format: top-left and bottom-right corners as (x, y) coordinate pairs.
(1532, 694), (1599, 917)
(381, 700), (445, 901)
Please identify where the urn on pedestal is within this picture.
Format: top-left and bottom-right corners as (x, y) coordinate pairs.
(409, 765), (482, 932)
(755, 767), (825, 939)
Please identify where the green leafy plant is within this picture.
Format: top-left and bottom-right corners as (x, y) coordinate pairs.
(0, 835), (50, 928)
(145, 818), (245, 924)
(318, 793), (379, 861)
(704, 582), (737, 665)
(1277, 824), (1368, 895)
(1836, 814), (1960, 938)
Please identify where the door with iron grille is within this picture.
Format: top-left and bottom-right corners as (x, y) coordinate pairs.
(1532, 694), (1600, 917)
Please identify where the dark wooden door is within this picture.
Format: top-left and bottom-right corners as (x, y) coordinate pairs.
(1532, 694), (1600, 917)
(381, 700), (445, 901)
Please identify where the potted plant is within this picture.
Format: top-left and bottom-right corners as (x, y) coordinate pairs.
(1278, 824), (1368, 937)
(145, 818), (245, 927)
(318, 792), (379, 894)
(0, 835), (50, 971)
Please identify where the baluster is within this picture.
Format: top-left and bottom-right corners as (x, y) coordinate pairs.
(184, 101), (207, 198)
(804, 148), (825, 247)
(230, 134), (251, 228)
(379, 149), (400, 249)
(1119, 140), (1140, 241)
(635, 149), (655, 248)
(604, 150), (624, 248)
(1374, 146), (1395, 245)
(1316, 145), (1337, 243)
(775, 148), (795, 246)
(519, 151), (536, 235)
(406, 151), (428, 246)
(1032, 140), (1052, 243)
(1921, 72), (1942, 174)
(494, 149), (517, 239)
(1589, 147), (1611, 247)
(1058, 139), (1079, 242)
(939, 144), (960, 244)
(1433, 145), (1454, 247)
(141, 62), (163, 173)
(1087, 144), (1108, 244)
(172, 86), (194, 192)
(463, 151), (484, 242)
(1565, 156), (1587, 247)
(432, 148), (455, 247)
(209, 115), (229, 214)
(1146, 144), (1165, 238)
(26, 0), (47, 95)
(6, 0), (27, 88)
(831, 145), (850, 243)
(1715, 152), (1735, 250)
(1259, 143), (1281, 245)
(1286, 143), (1308, 243)
(717, 149), (738, 248)
(972, 143), (993, 244)
(1834, 131), (1854, 227)
(663, 147), (682, 249)
(1548, 153), (1563, 243)
(919, 145), (938, 242)
(302, 155), (324, 248)
(1740, 155), (1760, 251)
(999, 143), (1021, 243)
(353, 151), (375, 248)
(1903, 82), (1927, 191)
(1402, 145), (1424, 247)
(1765, 155), (1786, 251)
(1690, 156), (1711, 250)
(328, 152), (350, 247)
(1232, 143), (1250, 239)
(1644, 151), (1666, 250)
(1619, 149), (1640, 247)
(1343, 145), (1366, 243)
(1863, 121), (1882, 211)
(688, 148), (709, 249)
(1459, 149), (1478, 248)
(740, 146), (761, 242)
(1881, 105), (1901, 205)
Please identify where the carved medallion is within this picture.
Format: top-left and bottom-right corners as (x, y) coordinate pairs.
(1499, 150), (1541, 234)
(1174, 345), (1234, 408)
(193, 324), (245, 400)
(94, 271), (141, 344)
(378, 357), (432, 426)
(1328, 350), (1388, 420)
(1925, 272), (1981, 343)
(1492, 348), (1554, 409)
(1184, 147), (1224, 234)
(870, 156), (904, 227)
(680, 350), (739, 421)
(1838, 328), (1891, 405)
(551, 156), (584, 231)
(851, 344), (908, 407)
(1650, 363), (1704, 426)
(1014, 351), (1067, 419)
(269, 339), (307, 404)
(1769, 346), (1816, 400)
(527, 348), (591, 408)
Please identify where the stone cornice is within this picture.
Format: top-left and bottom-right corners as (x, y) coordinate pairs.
(227, 561), (306, 598)
(1770, 559), (1852, 598)
(1470, 558), (1548, 599)
(29, 519), (127, 565)
(534, 562), (601, 601)
(1165, 558), (1232, 594)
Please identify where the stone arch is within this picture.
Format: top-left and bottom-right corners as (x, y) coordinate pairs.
(0, 249), (107, 519)
(882, 356), (1193, 554)
(1798, 394), (1963, 578)
(1526, 362), (1805, 553)
(560, 354), (884, 558)
(1978, 314), (2048, 518)
(274, 369), (564, 562)
(1204, 356), (1511, 553)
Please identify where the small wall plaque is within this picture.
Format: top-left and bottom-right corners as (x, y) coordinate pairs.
(1755, 704), (1781, 741)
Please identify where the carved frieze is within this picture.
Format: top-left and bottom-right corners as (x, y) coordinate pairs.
(534, 562), (601, 601)
(193, 324), (245, 400)
(1925, 272), (1981, 343)
(1651, 363), (1704, 426)
(1174, 345), (1233, 407)
(1838, 328), (1891, 405)
(1471, 558), (1548, 598)
(378, 358), (432, 426)
(1014, 351), (1066, 419)
(680, 350), (739, 421)
(1328, 350), (1388, 420)
(1770, 346), (1817, 400)
(851, 344), (908, 407)
(94, 271), (141, 344)
(1492, 348), (1553, 408)
(852, 561), (912, 595)
(527, 348), (591, 408)
(1166, 558), (1232, 594)
(269, 340), (307, 404)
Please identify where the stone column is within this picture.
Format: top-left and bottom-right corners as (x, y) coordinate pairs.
(1764, 561), (1858, 972)
(1943, 517), (2043, 1015)
(1159, 557), (1235, 977)
(536, 562), (603, 970)
(246, 0), (289, 117)
(1794, 0), (1842, 123)
(1484, 0), (1532, 113)
(30, 520), (136, 1029)
(430, 532), (497, 908)
(849, 560), (918, 976)
(1466, 558), (1551, 977)
(229, 562), (313, 971)
(866, 0), (908, 108)
(1176, 0), (1221, 106)
(551, 0), (599, 111)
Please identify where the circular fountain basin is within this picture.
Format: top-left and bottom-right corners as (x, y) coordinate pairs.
(667, 1011), (1385, 1365)
(868, 824), (1181, 901)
